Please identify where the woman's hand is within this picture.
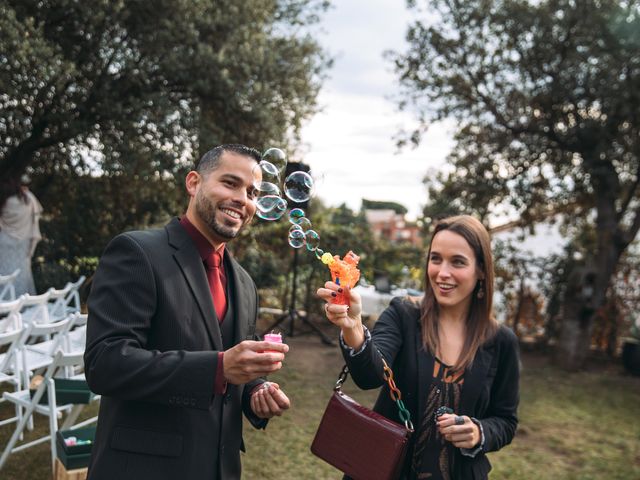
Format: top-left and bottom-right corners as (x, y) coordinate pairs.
(316, 281), (365, 349)
(437, 413), (481, 449)
(316, 281), (362, 328)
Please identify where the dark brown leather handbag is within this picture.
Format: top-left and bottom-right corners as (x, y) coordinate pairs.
(311, 360), (414, 480)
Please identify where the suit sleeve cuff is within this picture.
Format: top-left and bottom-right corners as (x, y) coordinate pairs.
(213, 351), (227, 395)
(460, 417), (485, 458)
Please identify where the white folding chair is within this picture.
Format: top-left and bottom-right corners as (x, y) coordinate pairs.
(65, 276), (85, 314)
(0, 350), (98, 472)
(0, 269), (20, 302)
(0, 326), (25, 429)
(18, 317), (72, 393)
(0, 297), (23, 333)
(46, 283), (73, 322)
(64, 313), (88, 356)
(18, 291), (51, 326)
(10, 316), (72, 433)
(0, 299), (25, 430)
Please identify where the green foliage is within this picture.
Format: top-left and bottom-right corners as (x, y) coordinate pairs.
(33, 256), (98, 301)
(1, 0), (330, 182)
(394, 0), (640, 225)
(392, 0), (640, 334)
(35, 173), (184, 259)
(395, 0), (640, 217)
(230, 200), (424, 315)
(233, 201), (379, 312)
(1, 0), (330, 271)
(361, 198), (408, 214)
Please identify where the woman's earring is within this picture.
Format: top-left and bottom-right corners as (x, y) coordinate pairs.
(477, 280), (485, 299)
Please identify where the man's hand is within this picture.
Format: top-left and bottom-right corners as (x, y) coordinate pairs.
(223, 340), (289, 385)
(250, 382), (291, 419)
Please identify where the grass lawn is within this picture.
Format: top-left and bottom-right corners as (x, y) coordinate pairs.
(1, 330), (639, 479)
(241, 338), (640, 480)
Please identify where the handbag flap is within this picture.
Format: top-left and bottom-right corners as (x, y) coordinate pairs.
(311, 390), (411, 480)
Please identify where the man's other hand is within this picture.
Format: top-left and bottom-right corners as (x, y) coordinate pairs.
(250, 382), (291, 419)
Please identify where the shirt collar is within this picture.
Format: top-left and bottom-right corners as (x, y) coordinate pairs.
(179, 216), (225, 263)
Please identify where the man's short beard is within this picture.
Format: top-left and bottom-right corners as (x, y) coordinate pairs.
(195, 191), (239, 241)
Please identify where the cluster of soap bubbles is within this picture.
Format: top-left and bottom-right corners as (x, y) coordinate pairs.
(253, 148), (314, 221)
(253, 148), (323, 254)
(287, 208), (325, 259)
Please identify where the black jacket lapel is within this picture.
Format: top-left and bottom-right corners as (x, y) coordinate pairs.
(460, 341), (494, 416)
(166, 218), (222, 350)
(415, 318), (434, 422)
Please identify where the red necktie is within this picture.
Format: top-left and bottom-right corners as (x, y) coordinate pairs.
(205, 252), (226, 322)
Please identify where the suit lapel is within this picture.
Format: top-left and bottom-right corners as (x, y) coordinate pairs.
(460, 340), (495, 416)
(166, 219), (223, 350)
(415, 317), (434, 421)
(227, 255), (251, 343)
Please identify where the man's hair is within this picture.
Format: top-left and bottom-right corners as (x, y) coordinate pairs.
(195, 144), (261, 175)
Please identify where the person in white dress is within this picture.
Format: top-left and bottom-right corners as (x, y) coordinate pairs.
(0, 176), (43, 295)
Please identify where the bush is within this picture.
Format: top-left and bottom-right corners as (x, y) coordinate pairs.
(33, 256), (98, 303)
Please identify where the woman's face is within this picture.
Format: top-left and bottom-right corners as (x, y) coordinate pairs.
(427, 230), (482, 312)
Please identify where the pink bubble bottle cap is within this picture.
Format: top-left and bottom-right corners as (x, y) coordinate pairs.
(264, 332), (282, 343)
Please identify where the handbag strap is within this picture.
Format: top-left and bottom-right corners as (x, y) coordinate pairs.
(334, 359), (414, 432)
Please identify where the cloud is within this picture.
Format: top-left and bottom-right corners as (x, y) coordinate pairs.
(300, 2), (453, 220)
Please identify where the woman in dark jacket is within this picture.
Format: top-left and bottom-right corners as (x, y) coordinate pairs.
(318, 215), (519, 479)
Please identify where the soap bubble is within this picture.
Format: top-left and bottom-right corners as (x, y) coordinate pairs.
(288, 228), (305, 248)
(314, 248), (324, 260)
(288, 208), (306, 225)
(284, 171), (314, 203)
(262, 148), (287, 175)
(253, 161), (280, 190)
(305, 230), (320, 251)
(296, 217), (312, 232)
(289, 224), (303, 234)
(255, 181), (280, 196)
(256, 196), (287, 221)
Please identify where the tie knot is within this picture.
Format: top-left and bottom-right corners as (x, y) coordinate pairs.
(206, 251), (222, 269)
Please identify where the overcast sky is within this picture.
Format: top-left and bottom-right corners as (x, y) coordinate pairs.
(299, 1), (454, 221)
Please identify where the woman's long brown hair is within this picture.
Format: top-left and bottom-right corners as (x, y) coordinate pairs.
(419, 215), (498, 373)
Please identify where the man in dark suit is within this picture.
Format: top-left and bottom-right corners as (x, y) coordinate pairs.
(84, 144), (290, 480)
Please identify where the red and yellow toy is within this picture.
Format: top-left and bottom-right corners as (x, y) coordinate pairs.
(321, 250), (360, 305)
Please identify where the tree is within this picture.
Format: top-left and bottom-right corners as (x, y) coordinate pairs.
(392, 0), (640, 369)
(1, 0), (330, 274)
(361, 199), (409, 215)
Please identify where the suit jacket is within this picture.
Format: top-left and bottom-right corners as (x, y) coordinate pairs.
(342, 297), (520, 480)
(84, 218), (265, 480)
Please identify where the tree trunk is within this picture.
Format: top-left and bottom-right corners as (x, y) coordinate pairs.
(511, 272), (526, 337)
(555, 154), (625, 370)
(554, 264), (598, 370)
